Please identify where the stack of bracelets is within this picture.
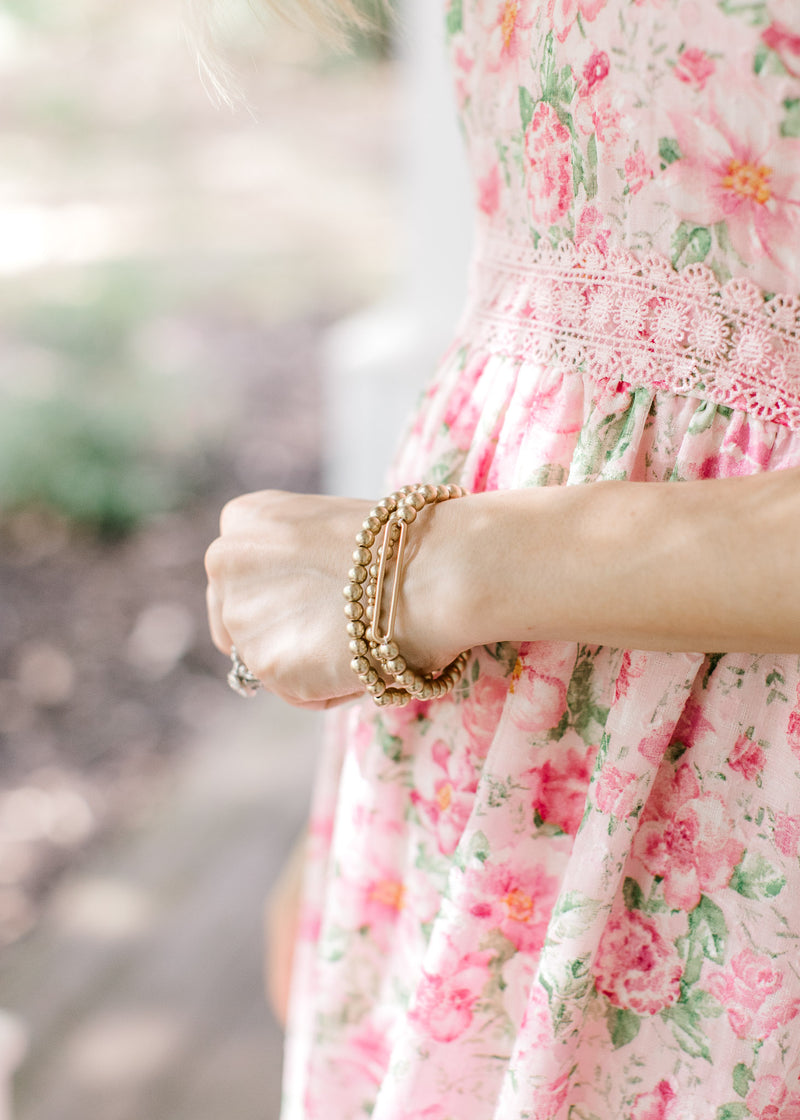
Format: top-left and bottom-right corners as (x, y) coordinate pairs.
(344, 483), (471, 707)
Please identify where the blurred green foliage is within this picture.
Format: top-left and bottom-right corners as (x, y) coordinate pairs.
(0, 267), (209, 538)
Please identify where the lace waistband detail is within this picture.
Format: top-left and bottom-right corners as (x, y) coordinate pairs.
(465, 234), (800, 429)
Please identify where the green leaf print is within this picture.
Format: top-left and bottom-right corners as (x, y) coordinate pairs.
(445, 0), (463, 38)
(519, 86), (535, 132)
(549, 892), (601, 940)
(606, 1005), (640, 1049)
(466, 829), (490, 865)
(714, 1105), (750, 1120)
(622, 877), (645, 912)
(753, 40), (771, 76)
(687, 894), (728, 968)
(732, 1062), (755, 1098)
(671, 221), (713, 269)
(584, 134), (598, 200)
(661, 1000), (713, 1062)
(658, 137), (681, 167)
(781, 98), (800, 139)
(567, 649), (610, 742)
(376, 721), (403, 762)
(730, 851), (787, 900)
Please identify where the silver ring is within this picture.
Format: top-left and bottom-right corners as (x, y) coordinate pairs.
(227, 646), (261, 698)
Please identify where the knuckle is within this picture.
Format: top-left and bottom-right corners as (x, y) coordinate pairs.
(204, 538), (224, 578)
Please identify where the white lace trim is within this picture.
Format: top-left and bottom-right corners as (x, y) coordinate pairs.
(465, 234), (800, 429)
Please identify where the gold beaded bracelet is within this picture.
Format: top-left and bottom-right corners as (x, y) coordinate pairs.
(344, 483), (471, 707)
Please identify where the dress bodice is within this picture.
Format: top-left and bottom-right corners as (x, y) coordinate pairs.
(447, 0), (800, 295)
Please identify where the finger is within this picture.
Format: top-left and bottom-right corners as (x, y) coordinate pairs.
(206, 583), (233, 654)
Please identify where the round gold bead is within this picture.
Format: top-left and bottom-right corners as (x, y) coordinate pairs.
(419, 682), (435, 701)
(420, 484), (437, 502)
(351, 656), (371, 675)
(370, 505), (389, 523)
(355, 529), (375, 548)
(377, 641), (399, 661)
(364, 667), (379, 686)
(386, 657), (407, 675)
(349, 638), (369, 656)
(397, 669), (417, 688)
(344, 601), (364, 621)
(353, 546), (371, 566)
(398, 505), (417, 524)
(363, 515), (381, 534)
(366, 679), (386, 697)
(436, 484), (449, 499)
(407, 491), (426, 511)
(343, 583), (363, 602)
(368, 563), (379, 579)
(366, 583), (376, 599)
(349, 564), (367, 584)
(347, 620), (366, 638)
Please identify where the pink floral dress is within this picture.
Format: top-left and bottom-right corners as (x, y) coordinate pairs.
(281, 3), (800, 1118)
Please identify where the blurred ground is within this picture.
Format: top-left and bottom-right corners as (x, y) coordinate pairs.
(0, 0), (399, 1116)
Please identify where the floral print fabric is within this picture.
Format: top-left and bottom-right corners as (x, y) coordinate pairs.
(281, 3), (800, 1119)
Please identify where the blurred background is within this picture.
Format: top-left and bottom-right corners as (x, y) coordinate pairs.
(0, 0), (470, 1117)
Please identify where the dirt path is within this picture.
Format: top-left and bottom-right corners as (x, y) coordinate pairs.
(0, 693), (319, 1120)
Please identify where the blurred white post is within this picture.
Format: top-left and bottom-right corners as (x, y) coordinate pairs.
(0, 1011), (27, 1120)
(322, 0), (473, 497)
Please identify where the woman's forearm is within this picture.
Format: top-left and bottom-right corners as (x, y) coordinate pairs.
(413, 468), (800, 656)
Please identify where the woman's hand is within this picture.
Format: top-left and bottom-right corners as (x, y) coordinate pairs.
(205, 490), (375, 708)
(204, 488), (472, 709)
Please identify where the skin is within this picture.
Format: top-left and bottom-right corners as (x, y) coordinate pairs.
(205, 466), (800, 710)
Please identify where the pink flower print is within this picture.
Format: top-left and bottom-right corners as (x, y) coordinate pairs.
(787, 681), (800, 761)
(341, 1020), (391, 1088)
(477, 162), (502, 217)
(727, 732), (766, 781)
(408, 945), (491, 1043)
(411, 740), (477, 855)
(363, 875), (406, 924)
(595, 766), (639, 819)
(509, 655), (568, 736)
(464, 859), (560, 953)
(746, 1075), (800, 1120)
(706, 949), (800, 1040)
(661, 74), (800, 290)
(575, 204), (610, 254)
(529, 1072), (571, 1120)
(773, 811), (800, 857)
(592, 98), (624, 147)
(673, 47), (715, 90)
(614, 650), (647, 703)
(508, 966), (552, 1042)
(630, 1080), (678, 1120)
(625, 149), (653, 196)
(527, 744), (598, 835)
(593, 909), (683, 1015)
(672, 694), (716, 751)
(525, 101), (574, 227)
(462, 672), (510, 758)
(637, 721), (675, 766)
(762, 22), (800, 77)
(579, 48), (610, 96)
(633, 763), (744, 910)
(484, 0), (535, 72)
(547, 0), (607, 43)
(441, 353), (489, 451)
